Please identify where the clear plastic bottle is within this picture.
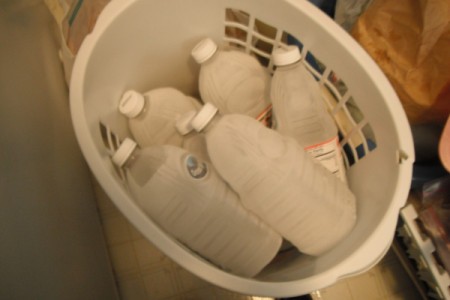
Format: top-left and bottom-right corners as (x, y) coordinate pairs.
(191, 103), (357, 255)
(118, 87), (201, 147)
(191, 38), (272, 122)
(112, 138), (282, 277)
(270, 46), (347, 182)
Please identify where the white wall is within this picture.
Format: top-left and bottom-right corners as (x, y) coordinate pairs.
(0, 1), (119, 299)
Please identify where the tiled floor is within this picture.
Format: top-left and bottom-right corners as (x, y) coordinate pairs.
(310, 249), (422, 300)
(93, 180), (423, 300)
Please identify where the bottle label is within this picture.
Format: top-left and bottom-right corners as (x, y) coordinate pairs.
(256, 104), (273, 128)
(304, 136), (347, 182)
(185, 155), (208, 179)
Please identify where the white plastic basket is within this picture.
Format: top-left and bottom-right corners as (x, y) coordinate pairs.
(70, 0), (415, 297)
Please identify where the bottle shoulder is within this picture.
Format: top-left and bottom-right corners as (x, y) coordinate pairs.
(203, 50), (265, 72)
(273, 61), (311, 78)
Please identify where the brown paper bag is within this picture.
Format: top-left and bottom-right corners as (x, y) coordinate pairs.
(352, 0), (450, 124)
(62, 0), (110, 55)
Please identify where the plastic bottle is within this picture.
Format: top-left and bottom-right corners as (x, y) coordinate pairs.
(175, 110), (210, 162)
(191, 103), (357, 255)
(270, 46), (347, 182)
(118, 87), (201, 147)
(112, 138), (282, 277)
(191, 38), (272, 123)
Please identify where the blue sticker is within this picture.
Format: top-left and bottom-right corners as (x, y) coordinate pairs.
(185, 155), (208, 179)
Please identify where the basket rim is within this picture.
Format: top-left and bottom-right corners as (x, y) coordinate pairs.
(69, 0), (414, 297)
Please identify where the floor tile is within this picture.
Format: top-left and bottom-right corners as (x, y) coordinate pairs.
(182, 287), (217, 300)
(377, 261), (422, 299)
(102, 213), (133, 245)
(109, 242), (140, 277)
(117, 275), (148, 300)
(317, 280), (353, 300)
(386, 290), (423, 300)
(174, 267), (211, 293)
(163, 296), (184, 300)
(214, 287), (253, 300)
(133, 237), (172, 269)
(92, 179), (120, 216)
(128, 221), (144, 240)
(142, 266), (180, 300)
(345, 268), (385, 300)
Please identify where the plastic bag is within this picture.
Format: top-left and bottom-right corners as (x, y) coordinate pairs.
(419, 176), (450, 274)
(351, 0), (450, 124)
(334, 0), (373, 32)
(62, 0), (110, 55)
(45, 0), (110, 85)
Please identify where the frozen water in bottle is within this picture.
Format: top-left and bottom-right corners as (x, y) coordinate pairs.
(191, 38), (272, 123)
(118, 87), (201, 147)
(271, 46), (347, 182)
(191, 103), (357, 255)
(112, 138), (282, 276)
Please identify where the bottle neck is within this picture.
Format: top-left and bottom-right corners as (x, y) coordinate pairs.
(123, 147), (140, 169)
(277, 59), (302, 70)
(134, 96), (148, 118)
(201, 111), (222, 133)
(201, 49), (218, 65)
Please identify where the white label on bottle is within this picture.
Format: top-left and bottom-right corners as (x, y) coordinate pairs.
(304, 136), (347, 182)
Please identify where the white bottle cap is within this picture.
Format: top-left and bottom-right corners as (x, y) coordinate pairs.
(118, 90), (145, 118)
(112, 138), (137, 167)
(191, 38), (218, 64)
(272, 46), (302, 66)
(191, 103), (219, 132)
(175, 110), (197, 135)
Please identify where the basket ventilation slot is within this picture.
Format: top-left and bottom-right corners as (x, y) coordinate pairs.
(100, 122), (127, 182)
(97, 8), (378, 171)
(224, 8), (378, 167)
